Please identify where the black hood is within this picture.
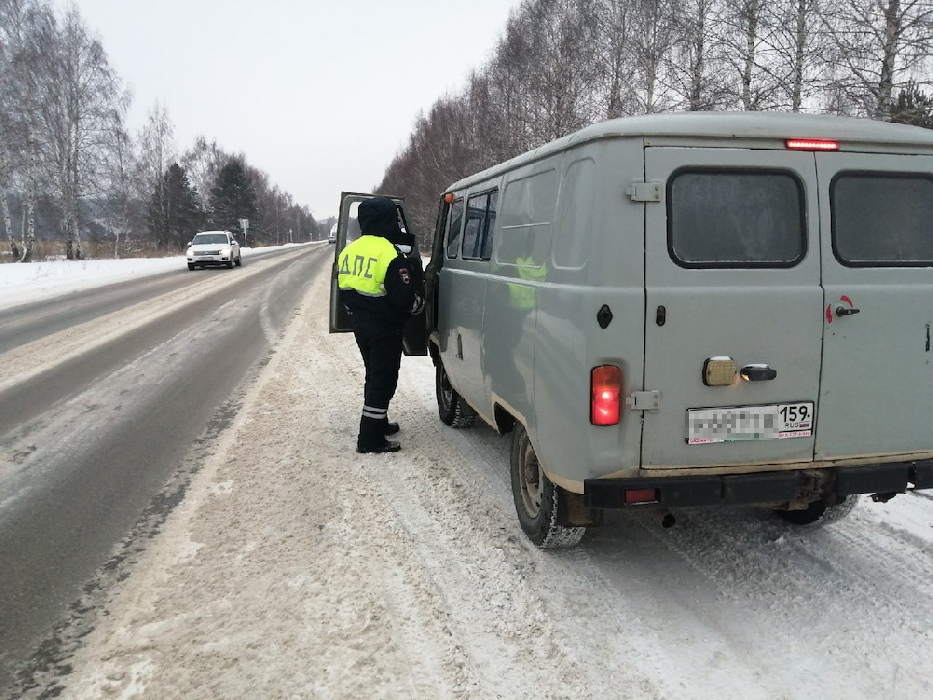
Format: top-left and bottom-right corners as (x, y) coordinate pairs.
(358, 197), (402, 240)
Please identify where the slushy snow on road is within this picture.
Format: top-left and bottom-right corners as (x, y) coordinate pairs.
(4, 246), (932, 699)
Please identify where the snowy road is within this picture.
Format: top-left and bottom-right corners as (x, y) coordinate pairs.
(13, 250), (933, 699)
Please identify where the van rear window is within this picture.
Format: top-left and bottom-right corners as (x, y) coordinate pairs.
(832, 173), (933, 266)
(668, 170), (805, 268)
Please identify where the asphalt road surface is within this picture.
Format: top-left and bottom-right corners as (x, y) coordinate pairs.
(0, 244), (330, 690)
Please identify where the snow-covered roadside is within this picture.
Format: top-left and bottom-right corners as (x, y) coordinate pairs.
(19, 254), (661, 699)
(9, 249), (933, 699)
(0, 244), (313, 309)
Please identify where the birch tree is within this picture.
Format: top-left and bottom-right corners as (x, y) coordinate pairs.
(486, 9), (541, 155)
(34, 6), (126, 259)
(821, 0), (933, 120)
(0, 0), (55, 262)
(669, 0), (733, 110)
(103, 123), (140, 257)
(630, 0), (682, 113)
(716, 0), (780, 109)
(523, 0), (602, 139)
(137, 102), (176, 248)
(181, 136), (229, 211)
(592, 0), (637, 118)
(0, 4), (18, 258)
(763, 0), (829, 111)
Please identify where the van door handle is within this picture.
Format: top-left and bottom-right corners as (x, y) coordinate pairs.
(835, 305), (860, 317)
(740, 364), (777, 381)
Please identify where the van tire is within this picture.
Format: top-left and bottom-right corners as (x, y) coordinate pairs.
(510, 424), (585, 549)
(436, 363), (476, 428)
(777, 494), (860, 526)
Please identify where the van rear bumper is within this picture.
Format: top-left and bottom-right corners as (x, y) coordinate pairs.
(584, 460), (933, 509)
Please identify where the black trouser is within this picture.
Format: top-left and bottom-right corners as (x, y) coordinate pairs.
(352, 317), (404, 448)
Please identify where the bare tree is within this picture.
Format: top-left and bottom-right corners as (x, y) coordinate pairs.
(628, 0), (683, 113)
(102, 121), (139, 257)
(0, 0), (56, 262)
(137, 101), (177, 248)
(668, 0), (735, 110)
(715, 0), (786, 110)
(32, 6), (127, 259)
(181, 136), (230, 211)
(522, 0), (602, 139)
(485, 7), (542, 156)
(760, 0), (829, 112)
(821, 0), (933, 120)
(591, 0), (637, 118)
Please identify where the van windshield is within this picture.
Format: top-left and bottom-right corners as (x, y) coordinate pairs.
(832, 173), (933, 266)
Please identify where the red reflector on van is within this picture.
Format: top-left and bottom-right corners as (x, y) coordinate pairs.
(785, 138), (838, 151)
(591, 365), (622, 426)
(624, 488), (658, 505)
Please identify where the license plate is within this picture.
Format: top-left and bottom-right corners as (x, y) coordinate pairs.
(686, 402), (814, 444)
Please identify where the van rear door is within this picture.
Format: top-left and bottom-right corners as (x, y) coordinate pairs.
(815, 153), (933, 460)
(640, 148), (823, 470)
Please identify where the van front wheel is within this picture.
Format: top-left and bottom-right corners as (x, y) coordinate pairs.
(510, 425), (585, 549)
(436, 363), (476, 428)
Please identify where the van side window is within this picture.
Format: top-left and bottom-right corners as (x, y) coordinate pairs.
(554, 159), (595, 270)
(445, 198), (464, 259)
(832, 173), (933, 266)
(462, 190), (498, 260)
(668, 169), (805, 268)
(498, 170), (556, 266)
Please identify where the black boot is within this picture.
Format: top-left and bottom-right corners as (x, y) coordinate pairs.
(384, 420), (400, 436)
(357, 415), (400, 453)
(358, 440), (400, 454)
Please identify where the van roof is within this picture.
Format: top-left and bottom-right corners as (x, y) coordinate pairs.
(446, 111), (933, 192)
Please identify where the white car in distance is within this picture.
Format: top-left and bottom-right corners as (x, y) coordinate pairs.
(186, 230), (242, 270)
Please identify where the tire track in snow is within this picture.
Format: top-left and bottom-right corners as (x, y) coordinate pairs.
(369, 358), (670, 698)
(43, 253), (933, 700)
(589, 504), (933, 698)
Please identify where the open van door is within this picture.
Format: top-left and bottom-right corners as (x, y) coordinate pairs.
(423, 193), (451, 345)
(328, 191), (427, 356)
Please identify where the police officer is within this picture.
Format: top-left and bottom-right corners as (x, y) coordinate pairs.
(338, 197), (425, 453)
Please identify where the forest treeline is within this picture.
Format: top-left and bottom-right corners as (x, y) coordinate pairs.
(0, 0), (319, 262)
(3, 0), (932, 261)
(377, 0), (933, 244)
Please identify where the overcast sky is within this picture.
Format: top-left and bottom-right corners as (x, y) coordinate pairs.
(55, 0), (519, 220)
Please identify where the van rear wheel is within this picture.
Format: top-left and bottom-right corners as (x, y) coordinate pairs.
(510, 424), (585, 549)
(436, 362), (476, 428)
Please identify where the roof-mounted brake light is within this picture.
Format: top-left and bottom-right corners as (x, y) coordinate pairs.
(785, 138), (839, 151)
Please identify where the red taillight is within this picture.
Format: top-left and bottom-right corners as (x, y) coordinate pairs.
(624, 488), (659, 505)
(591, 365), (622, 426)
(785, 138), (839, 151)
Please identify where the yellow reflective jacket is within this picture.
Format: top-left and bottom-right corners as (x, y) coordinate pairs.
(338, 235), (400, 297)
